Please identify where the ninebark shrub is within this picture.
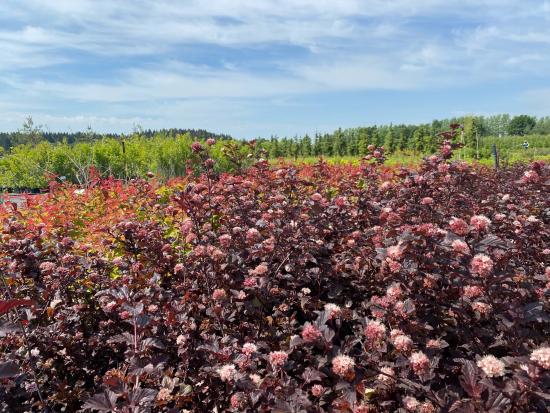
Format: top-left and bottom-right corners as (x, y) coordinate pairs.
(0, 138), (548, 412)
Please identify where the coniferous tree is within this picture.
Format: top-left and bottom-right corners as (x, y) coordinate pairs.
(463, 116), (477, 156)
(346, 130), (357, 156)
(397, 131), (407, 151)
(371, 128), (382, 147)
(384, 127), (396, 153)
(332, 128), (344, 156)
(357, 128), (368, 156)
(13, 116), (44, 146)
(269, 137), (281, 158)
(412, 127), (425, 153)
(313, 133), (322, 156)
(322, 134), (333, 156)
(301, 134), (312, 156)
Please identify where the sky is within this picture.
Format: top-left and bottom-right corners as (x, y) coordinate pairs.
(1, 0), (550, 138)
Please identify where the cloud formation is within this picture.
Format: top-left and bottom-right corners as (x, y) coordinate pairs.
(0, 0), (549, 136)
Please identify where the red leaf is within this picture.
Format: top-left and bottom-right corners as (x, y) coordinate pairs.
(0, 300), (35, 315)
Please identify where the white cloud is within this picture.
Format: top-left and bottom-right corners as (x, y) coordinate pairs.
(0, 0), (549, 134)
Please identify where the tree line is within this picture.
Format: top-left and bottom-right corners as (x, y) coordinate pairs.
(0, 114), (549, 189)
(256, 114), (550, 159)
(1, 113), (548, 152)
(0, 116), (232, 151)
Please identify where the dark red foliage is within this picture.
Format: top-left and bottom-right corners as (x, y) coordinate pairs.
(0, 140), (549, 412)
(0, 300), (34, 315)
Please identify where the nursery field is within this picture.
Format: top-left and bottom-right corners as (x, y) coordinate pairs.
(0, 137), (549, 412)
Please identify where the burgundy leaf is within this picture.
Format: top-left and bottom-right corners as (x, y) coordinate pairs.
(82, 390), (118, 412)
(0, 361), (19, 378)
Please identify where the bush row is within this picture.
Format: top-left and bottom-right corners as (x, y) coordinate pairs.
(0, 139), (548, 412)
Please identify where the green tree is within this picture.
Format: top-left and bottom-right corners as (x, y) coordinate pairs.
(320, 134), (332, 156)
(463, 116), (475, 147)
(508, 115), (536, 136)
(332, 128), (344, 156)
(412, 128), (425, 153)
(357, 128), (369, 156)
(371, 128), (382, 147)
(301, 134), (312, 156)
(346, 130), (358, 156)
(397, 131), (407, 151)
(269, 138), (281, 158)
(384, 127), (396, 153)
(80, 125), (97, 143)
(13, 116), (44, 146)
(313, 133), (322, 156)
(533, 116), (550, 134)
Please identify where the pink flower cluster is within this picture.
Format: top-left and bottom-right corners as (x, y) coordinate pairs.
(530, 346), (550, 369)
(477, 355), (505, 377)
(212, 289), (227, 301)
(250, 263), (268, 276)
(246, 228), (261, 243)
(470, 215), (491, 232)
(302, 323), (323, 343)
(324, 303), (342, 319)
(268, 351), (288, 368)
(449, 217), (469, 236)
(230, 392), (245, 409)
(386, 283), (403, 302)
(426, 339), (443, 349)
(387, 244), (404, 261)
(39, 261), (56, 273)
(332, 355), (355, 377)
(522, 169), (540, 183)
(156, 387), (171, 401)
(364, 320), (387, 343)
(391, 332), (413, 353)
(463, 285), (484, 299)
(418, 401), (436, 413)
(311, 384), (325, 397)
(218, 233), (232, 247)
(451, 239), (470, 255)
(403, 396), (419, 411)
(386, 259), (402, 273)
(409, 351), (430, 376)
(217, 364), (237, 382)
(243, 277), (258, 287)
(471, 301), (492, 316)
(470, 254), (494, 277)
(354, 404), (376, 413)
(191, 141), (203, 153)
(310, 192), (323, 202)
(242, 343), (258, 356)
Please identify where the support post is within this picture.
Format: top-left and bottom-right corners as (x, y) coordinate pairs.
(491, 144), (499, 169)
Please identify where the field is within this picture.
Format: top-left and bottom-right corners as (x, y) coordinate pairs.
(1, 127), (550, 191)
(0, 138), (549, 412)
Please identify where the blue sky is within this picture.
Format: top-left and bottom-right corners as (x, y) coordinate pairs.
(1, 0), (550, 138)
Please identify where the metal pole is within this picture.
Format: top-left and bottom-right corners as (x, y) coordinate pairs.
(492, 144), (499, 169)
(476, 129), (479, 160)
(460, 130), (464, 160)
